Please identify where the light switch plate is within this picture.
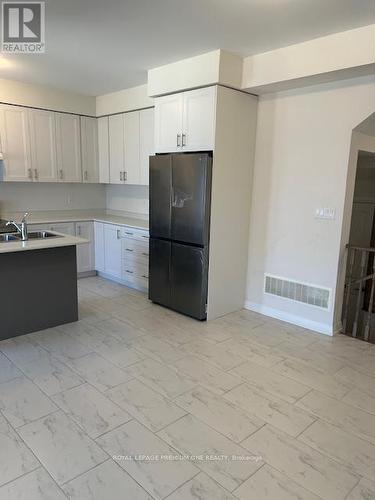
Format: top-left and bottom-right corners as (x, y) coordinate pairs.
(315, 207), (336, 220)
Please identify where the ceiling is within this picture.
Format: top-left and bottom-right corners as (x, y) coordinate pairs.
(1, 0), (375, 96)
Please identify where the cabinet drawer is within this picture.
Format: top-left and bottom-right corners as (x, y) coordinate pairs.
(121, 238), (149, 260)
(122, 260), (149, 280)
(121, 226), (149, 243)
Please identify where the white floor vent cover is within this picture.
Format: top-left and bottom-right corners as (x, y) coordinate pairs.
(264, 274), (330, 309)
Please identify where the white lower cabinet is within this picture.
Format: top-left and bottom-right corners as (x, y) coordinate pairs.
(103, 224), (122, 279)
(94, 221), (105, 272)
(76, 221), (94, 273)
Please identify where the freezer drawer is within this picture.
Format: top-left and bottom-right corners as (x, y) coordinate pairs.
(170, 242), (208, 320)
(149, 238), (171, 307)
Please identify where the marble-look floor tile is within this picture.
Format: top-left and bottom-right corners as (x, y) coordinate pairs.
(63, 460), (152, 499)
(235, 323), (287, 348)
(125, 358), (196, 399)
(95, 318), (145, 341)
(174, 386), (264, 443)
(106, 379), (186, 432)
(0, 414), (39, 487)
(272, 340), (345, 374)
(78, 304), (112, 325)
(241, 424), (359, 500)
(150, 327), (201, 347)
(92, 336), (146, 368)
(79, 277), (128, 298)
(18, 411), (107, 485)
(0, 351), (22, 383)
(346, 478), (375, 500)
(297, 390), (375, 445)
(0, 336), (48, 367)
(131, 335), (186, 363)
(234, 464), (321, 500)
(271, 358), (351, 399)
(299, 419), (375, 479)
(15, 353), (83, 396)
(335, 365), (375, 398)
(0, 468), (67, 500)
(32, 328), (93, 362)
(97, 420), (197, 500)
(0, 376), (57, 427)
(158, 414), (263, 492)
(230, 361), (310, 403)
(167, 472), (237, 500)
(343, 387), (375, 415)
(181, 340), (245, 371)
(219, 338), (285, 368)
(224, 383), (315, 437)
(172, 355), (242, 395)
(67, 353), (132, 392)
(52, 383), (132, 438)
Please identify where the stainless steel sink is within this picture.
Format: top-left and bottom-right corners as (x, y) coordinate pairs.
(27, 231), (63, 239)
(0, 233), (20, 242)
(0, 231), (63, 242)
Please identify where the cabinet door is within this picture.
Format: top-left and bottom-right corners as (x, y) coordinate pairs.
(49, 222), (76, 235)
(0, 105), (32, 182)
(104, 224), (122, 278)
(56, 114), (82, 182)
(76, 221), (94, 273)
(81, 117), (99, 183)
(139, 108), (154, 186)
(109, 114), (124, 184)
(94, 221), (105, 272)
(124, 111), (140, 184)
(154, 93), (183, 153)
(28, 109), (57, 182)
(182, 86), (216, 152)
(98, 116), (110, 183)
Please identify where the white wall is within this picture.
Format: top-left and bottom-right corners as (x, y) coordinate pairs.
(0, 183), (106, 214)
(105, 184), (148, 215)
(0, 78), (95, 115)
(96, 84), (153, 116)
(246, 75), (375, 334)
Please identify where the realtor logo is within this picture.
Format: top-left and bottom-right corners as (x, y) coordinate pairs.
(1, 2), (45, 53)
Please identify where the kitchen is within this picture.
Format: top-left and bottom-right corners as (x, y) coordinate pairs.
(1, 2), (375, 499)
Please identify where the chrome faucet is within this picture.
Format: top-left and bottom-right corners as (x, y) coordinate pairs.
(6, 212), (29, 241)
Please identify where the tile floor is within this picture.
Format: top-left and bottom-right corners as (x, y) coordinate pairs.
(0, 276), (375, 499)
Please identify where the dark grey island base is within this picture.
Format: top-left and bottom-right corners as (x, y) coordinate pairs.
(0, 245), (78, 341)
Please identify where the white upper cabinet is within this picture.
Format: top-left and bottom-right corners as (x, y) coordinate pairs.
(109, 114), (124, 184)
(154, 93), (183, 153)
(97, 116), (110, 183)
(28, 109), (58, 182)
(0, 105), (32, 182)
(139, 108), (154, 186)
(124, 111), (140, 184)
(182, 87), (216, 152)
(56, 113), (82, 182)
(154, 86), (216, 153)
(81, 116), (99, 183)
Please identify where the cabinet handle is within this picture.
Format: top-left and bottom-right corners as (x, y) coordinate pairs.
(84, 170), (88, 181)
(142, 252), (148, 256)
(34, 168), (38, 180)
(125, 270), (134, 274)
(177, 134), (181, 147)
(141, 274), (149, 279)
(125, 231), (133, 236)
(59, 169), (64, 180)
(124, 171), (127, 181)
(28, 168), (33, 180)
(120, 171), (123, 182)
(77, 226), (81, 236)
(116, 229), (121, 239)
(125, 248), (133, 252)
(182, 134), (186, 147)
(142, 235), (149, 239)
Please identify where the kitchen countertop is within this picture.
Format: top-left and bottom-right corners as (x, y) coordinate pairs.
(3, 210), (149, 230)
(0, 231), (88, 254)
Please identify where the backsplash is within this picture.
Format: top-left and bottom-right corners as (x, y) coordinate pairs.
(0, 182), (106, 214)
(106, 184), (149, 215)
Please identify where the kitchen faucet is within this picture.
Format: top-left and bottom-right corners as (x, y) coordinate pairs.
(6, 212), (30, 241)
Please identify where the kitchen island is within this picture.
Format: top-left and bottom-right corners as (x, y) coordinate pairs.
(0, 231), (88, 340)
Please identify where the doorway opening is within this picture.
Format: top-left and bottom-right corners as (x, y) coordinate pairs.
(342, 151), (375, 343)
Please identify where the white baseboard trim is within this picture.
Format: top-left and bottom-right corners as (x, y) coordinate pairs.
(244, 301), (334, 336)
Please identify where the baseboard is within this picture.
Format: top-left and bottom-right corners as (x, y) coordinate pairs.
(77, 270), (97, 279)
(97, 271), (148, 294)
(244, 301), (334, 336)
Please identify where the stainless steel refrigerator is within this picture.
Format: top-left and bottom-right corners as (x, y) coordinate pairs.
(149, 152), (212, 320)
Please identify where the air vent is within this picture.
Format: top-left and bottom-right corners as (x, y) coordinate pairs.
(264, 274), (330, 310)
